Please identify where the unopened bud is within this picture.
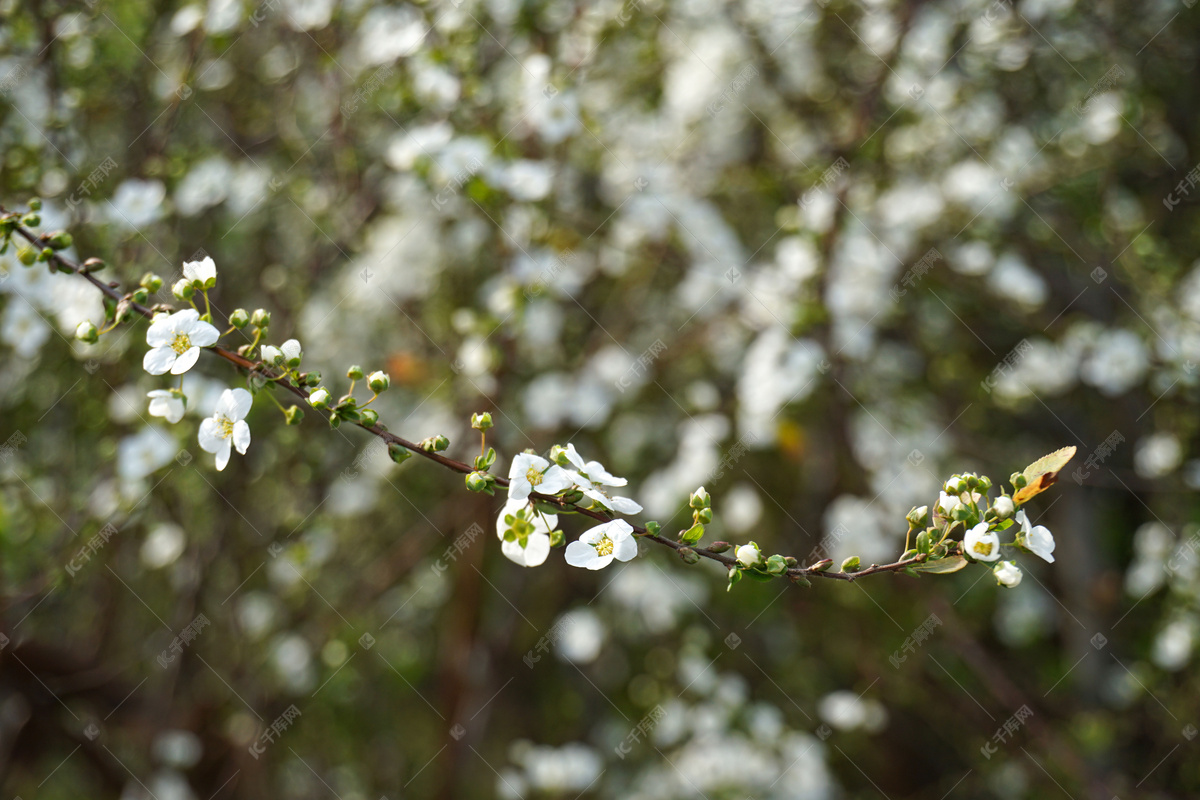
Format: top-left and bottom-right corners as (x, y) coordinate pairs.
(75, 320), (99, 344)
(368, 370), (390, 393)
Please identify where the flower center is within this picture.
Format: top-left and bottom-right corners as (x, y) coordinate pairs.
(526, 467), (543, 487)
(217, 416), (234, 439)
(972, 540), (994, 557)
(594, 536), (613, 557)
(171, 332), (193, 355)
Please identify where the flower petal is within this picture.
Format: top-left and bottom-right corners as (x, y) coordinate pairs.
(538, 465), (575, 495)
(188, 319), (220, 347)
(232, 421), (251, 454)
(523, 533), (551, 566)
(169, 346), (201, 374)
(224, 388), (253, 421)
(143, 346), (176, 375)
(609, 495), (642, 515)
(501, 538), (530, 565)
(214, 439), (232, 471)
(198, 418), (224, 453)
(564, 540), (595, 568)
(612, 534), (638, 562)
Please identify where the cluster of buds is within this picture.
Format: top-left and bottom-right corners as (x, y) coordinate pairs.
(466, 412), (498, 495)
(677, 486), (711, 546)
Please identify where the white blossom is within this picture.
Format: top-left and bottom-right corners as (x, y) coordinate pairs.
(143, 309), (219, 375)
(564, 519), (636, 570)
(147, 389), (186, 423)
(1016, 509), (1055, 563)
(736, 542), (763, 568)
(182, 256), (217, 288)
(507, 452), (574, 502)
(198, 388), (252, 471)
(496, 499), (557, 567)
(280, 338), (302, 366)
(993, 560), (1023, 588)
(963, 522), (1001, 562)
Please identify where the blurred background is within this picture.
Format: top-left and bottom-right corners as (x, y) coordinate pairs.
(2, 0), (1199, 796)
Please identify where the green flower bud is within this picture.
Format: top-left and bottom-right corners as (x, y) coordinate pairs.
(471, 412), (493, 431)
(83, 257), (105, 272)
(28, 198), (42, 211)
(75, 320), (99, 344)
(420, 434), (449, 452)
(368, 370), (390, 393)
(708, 540), (732, 553)
(840, 556), (861, 573)
(250, 308), (271, 328)
(695, 507), (713, 525)
(906, 505), (929, 528)
(284, 405), (304, 425)
(46, 231), (73, 250)
(17, 246), (36, 266)
(131, 288), (149, 304)
(465, 471), (494, 493)
(347, 365), (365, 380)
(678, 546), (701, 565)
(140, 272), (163, 293)
(172, 279), (195, 301)
(229, 308), (249, 328)
(307, 387), (331, 409)
(22, 213), (40, 227)
(387, 443), (412, 464)
(689, 485), (711, 509)
(303, 371), (322, 387)
(359, 408), (379, 426)
(810, 558), (833, 572)
(549, 444), (570, 465)
(328, 412), (341, 429)
(645, 520), (661, 536)
(765, 554), (788, 575)
(39, 247), (54, 261)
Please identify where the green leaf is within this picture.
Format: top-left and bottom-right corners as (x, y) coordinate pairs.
(680, 523), (705, 545)
(912, 555), (968, 574)
(727, 567), (742, 592)
(841, 556), (860, 573)
(1013, 446), (1077, 504)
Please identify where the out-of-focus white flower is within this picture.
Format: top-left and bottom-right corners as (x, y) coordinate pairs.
(496, 499), (556, 567)
(117, 426), (177, 481)
(1152, 619), (1194, 671)
(818, 690), (888, 732)
(148, 389), (187, 423)
(993, 560), (1023, 587)
(174, 157), (232, 216)
(986, 252), (1047, 308)
(358, 5), (427, 64)
(964, 522), (1001, 562)
(141, 522), (187, 569)
(553, 608), (605, 663)
(565, 519), (636, 570)
(108, 179), (166, 229)
(143, 310), (219, 375)
(1, 300), (52, 358)
(1081, 328), (1148, 396)
(1016, 509), (1055, 563)
(507, 452), (574, 502)
(1134, 433), (1182, 479)
(197, 388), (252, 471)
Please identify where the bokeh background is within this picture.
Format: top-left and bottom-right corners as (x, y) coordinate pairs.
(2, 0), (1200, 796)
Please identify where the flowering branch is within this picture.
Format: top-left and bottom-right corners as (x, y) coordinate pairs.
(0, 202), (1074, 590)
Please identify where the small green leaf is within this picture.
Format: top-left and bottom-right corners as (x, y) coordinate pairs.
(680, 523), (705, 545)
(912, 555), (968, 574)
(841, 556), (861, 573)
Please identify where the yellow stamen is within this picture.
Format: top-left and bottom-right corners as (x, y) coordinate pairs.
(526, 468), (543, 487)
(594, 536), (613, 557)
(973, 541), (993, 557)
(217, 416), (234, 439)
(171, 332), (193, 355)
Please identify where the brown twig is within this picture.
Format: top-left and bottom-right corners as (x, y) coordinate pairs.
(1, 207), (929, 585)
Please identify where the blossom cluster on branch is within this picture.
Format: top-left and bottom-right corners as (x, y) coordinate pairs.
(1, 201), (1073, 592)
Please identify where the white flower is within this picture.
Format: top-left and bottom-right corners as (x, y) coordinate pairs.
(108, 179), (166, 230)
(280, 338), (302, 367)
(143, 309), (219, 375)
(937, 490), (981, 518)
(147, 389), (186, 423)
(736, 542), (763, 568)
(562, 443), (628, 487)
(496, 499), (557, 567)
(198, 388), (252, 471)
(565, 519), (637, 570)
(260, 344), (282, 365)
(1016, 510), (1055, 563)
(507, 453), (574, 502)
(963, 522), (1001, 562)
(182, 256), (217, 289)
(992, 496), (1015, 519)
(579, 485), (644, 515)
(993, 560), (1023, 588)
